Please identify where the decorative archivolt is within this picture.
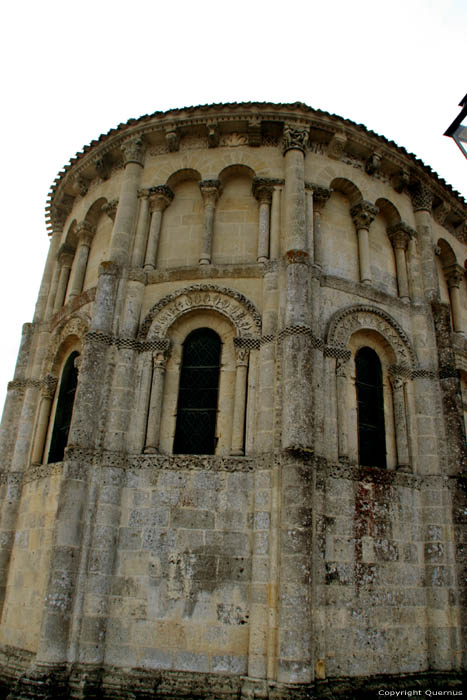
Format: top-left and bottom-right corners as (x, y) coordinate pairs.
(327, 305), (416, 368)
(139, 284), (262, 340)
(46, 313), (90, 375)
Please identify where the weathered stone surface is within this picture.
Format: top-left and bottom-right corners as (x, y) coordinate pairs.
(0, 102), (466, 695)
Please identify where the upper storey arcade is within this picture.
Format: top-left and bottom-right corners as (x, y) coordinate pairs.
(40, 103), (467, 343)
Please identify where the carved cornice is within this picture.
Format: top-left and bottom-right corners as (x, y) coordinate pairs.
(433, 201), (451, 225)
(206, 122), (219, 148)
(165, 126), (180, 152)
(350, 201), (379, 229)
(327, 131), (347, 160)
(94, 155), (111, 180)
(74, 174), (91, 197)
(282, 123), (309, 155)
(391, 168), (410, 194)
(365, 152), (382, 175)
(248, 119), (262, 147)
(45, 103), (466, 242)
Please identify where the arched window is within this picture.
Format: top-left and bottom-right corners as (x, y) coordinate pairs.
(355, 347), (387, 468)
(48, 351), (79, 463)
(173, 329), (221, 455)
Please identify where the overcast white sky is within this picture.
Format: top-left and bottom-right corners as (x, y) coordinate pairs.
(0, 0), (466, 414)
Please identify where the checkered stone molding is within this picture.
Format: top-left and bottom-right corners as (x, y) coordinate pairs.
(233, 337), (260, 350)
(85, 331), (170, 353)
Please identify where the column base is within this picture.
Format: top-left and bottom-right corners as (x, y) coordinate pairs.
(143, 264), (155, 271)
(230, 449), (245, 456)
(143, 446), (159, 454)
(199, 258), (211, 265)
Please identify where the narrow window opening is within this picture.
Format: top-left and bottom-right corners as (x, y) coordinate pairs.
(48, 351), (79, 463)
(173, 329), (221, 455)
(355, 347), (386, 468)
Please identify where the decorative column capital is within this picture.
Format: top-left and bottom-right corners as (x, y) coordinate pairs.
(336, 357), (349, 379)
(76, 221), (96, 246)
(152, 349), (169, 370)
(387, 222), (413, 250)
(121, 136), (145, 166)
(350, 200), (378, 230)
(410, 181), (433, 212)
(282, 123), (309, 155)
(41, 374), (58, 399)
(312, 186), (332, 212)
(57, 244), (74, 267)
(233, 342), (250, 367)
(102, 199), (118, 221)
(390, 375), (405, 392)
(148, 185), (174, 213)
(252, 178), (273, 204)
(199, 179), (221, 205)
(444, 263), (465, 289)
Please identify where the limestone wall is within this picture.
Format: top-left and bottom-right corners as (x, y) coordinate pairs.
(0, 102), (466, 698)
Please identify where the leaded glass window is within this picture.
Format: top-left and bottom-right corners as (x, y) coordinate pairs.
(48, 351), (79, 463)
(355, 347), (387, 468)
(173, 329), (221, 455)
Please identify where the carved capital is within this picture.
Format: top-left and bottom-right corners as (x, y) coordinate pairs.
(207, 122), (219, 148)
(76, 221), (96, 246)
(336, 357), (349, 379)
(148, 185), (174, 213)
(410, 181), (433, 212)
(138, 188), (150, 200)
(152, 349), (168, 370)
(252, 177), (273, 204)
(389, 373), (405, 391)
(282, 123), (309, 155)
(42, 375), (58, 400)
(350, 201), (379, 229)
(102, 199), (118, 221)
(327, 131), (347, 160)
(312, 186), (332, 212)
(199, 179), (221, 206)
(233, 341), (250, 366)
(121, 136), (145, 166)
(57, 244), (74, 267)
(387, 222), (413, 250)
(365, 152), (382, 175)
(165, 127), (180, 152)
(444, 263), (465, 289)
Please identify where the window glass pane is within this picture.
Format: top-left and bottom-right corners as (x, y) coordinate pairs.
(48, 351), (79, 463)
(173, 329), (221, 455)
(355, 347), (386, 468)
